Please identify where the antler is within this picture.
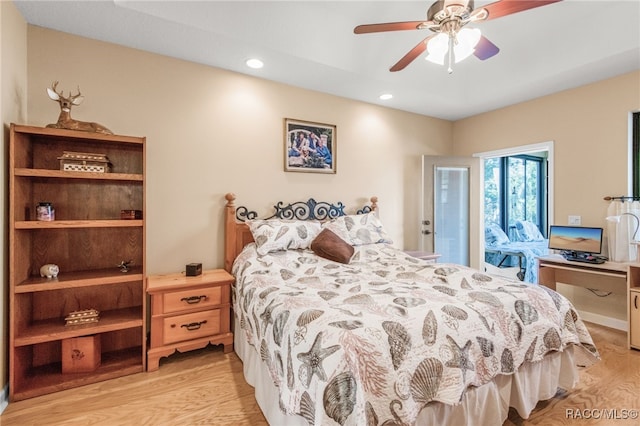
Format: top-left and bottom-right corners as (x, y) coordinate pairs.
(49, 81), (82, 102)
(70, 86), (82, 102)
(50, 81), (63, 98)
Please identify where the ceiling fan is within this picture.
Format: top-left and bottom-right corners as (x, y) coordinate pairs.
(354, 0), (562, 73)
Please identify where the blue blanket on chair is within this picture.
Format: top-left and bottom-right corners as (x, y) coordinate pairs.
(485, 240), (549, 283)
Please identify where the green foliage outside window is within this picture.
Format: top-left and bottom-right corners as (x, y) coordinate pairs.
(484, 155), (545, 238)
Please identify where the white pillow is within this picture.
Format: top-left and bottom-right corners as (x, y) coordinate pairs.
(248, 219), (322, 255)
(324, 212), (393, 246)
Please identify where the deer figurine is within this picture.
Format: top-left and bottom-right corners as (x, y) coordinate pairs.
(46, 81), (113, 135)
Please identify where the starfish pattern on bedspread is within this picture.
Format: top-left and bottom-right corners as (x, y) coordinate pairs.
(259, 299), (282, 336)
(444, 335), (475, 381)
(297, 332), (340, 387)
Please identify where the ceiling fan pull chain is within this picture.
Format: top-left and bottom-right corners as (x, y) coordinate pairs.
(447, 33), (454, 74)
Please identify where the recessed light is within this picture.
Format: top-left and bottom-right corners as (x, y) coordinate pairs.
(379, 93), (393, 100)
(246, 58), (264, 69)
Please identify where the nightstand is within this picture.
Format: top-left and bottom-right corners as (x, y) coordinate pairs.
(405, 251), (441, 263)
(146, 269), (234, 371)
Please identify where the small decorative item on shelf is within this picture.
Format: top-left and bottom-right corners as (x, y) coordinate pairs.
(39, 263), (59, 279)
(117, 260), (132, 273)
(46, 81), (113, 135)
(61, 335), (101, 373)
(120, 209), (142, 220)
(64, 309), (100, 326)
(58, 151), (112, 173)
(36, 202), (55, 221)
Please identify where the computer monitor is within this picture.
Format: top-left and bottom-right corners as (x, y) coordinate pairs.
(548, 225), (603, 255)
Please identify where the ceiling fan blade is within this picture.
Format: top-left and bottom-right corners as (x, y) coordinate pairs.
(479, 0), (562, 22)
(473, 35), (500, 60)
(354, 21), (427, 34)
(390, 35), (435, 72)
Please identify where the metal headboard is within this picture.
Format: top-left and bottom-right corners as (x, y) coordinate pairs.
(235, 198), (372, 222)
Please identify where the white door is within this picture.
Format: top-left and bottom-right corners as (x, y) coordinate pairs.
(422, 156), (481, 269)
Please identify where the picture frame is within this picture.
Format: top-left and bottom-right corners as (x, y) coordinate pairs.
(284, 118), (336, 173)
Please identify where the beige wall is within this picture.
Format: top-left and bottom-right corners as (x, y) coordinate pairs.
(25, 26), (453, 275)
(453, 71), (640, 326)
(1, 0), (27, 405)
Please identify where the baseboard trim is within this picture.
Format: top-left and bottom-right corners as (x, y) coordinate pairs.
(577, 310), (628, 332)
(0, 383), (8, 415)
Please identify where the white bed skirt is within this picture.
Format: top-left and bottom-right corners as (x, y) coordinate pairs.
(234, 331), (580, 426)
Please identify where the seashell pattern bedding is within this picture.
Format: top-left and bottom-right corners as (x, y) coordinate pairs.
(232, 242), (599, 426)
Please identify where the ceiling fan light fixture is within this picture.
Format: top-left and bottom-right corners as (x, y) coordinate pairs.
(425, 33), (449, 65)
(454, 27), (481, 62)
(425, 27), (481, 66)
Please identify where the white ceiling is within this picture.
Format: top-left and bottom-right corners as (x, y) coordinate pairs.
(13, 0), (640, 121)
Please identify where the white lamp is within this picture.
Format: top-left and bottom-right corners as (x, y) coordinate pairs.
(606, 212), (640, 262)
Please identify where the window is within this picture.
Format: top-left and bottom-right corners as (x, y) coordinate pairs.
(484, 154), (547, 238)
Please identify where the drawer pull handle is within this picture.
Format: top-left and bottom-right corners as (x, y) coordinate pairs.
(181, 320), (207, 331)
(181, 295), (208, 304)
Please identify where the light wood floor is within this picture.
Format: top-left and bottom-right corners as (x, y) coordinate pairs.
(1, 322), (638, 425)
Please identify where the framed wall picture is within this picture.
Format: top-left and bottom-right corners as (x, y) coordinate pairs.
(284, 118), (336, 173)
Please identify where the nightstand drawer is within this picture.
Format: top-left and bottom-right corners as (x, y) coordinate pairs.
(163, 287), (222, 314)
(163, 310), (221, 345)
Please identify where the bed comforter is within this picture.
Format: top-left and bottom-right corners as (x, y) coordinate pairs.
(232, 243), (598, 426)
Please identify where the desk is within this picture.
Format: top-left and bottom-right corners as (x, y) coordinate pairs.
(537, 255), (639, 349)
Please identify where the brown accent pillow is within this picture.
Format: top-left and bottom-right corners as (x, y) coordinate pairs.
(311, 228), (354, 264)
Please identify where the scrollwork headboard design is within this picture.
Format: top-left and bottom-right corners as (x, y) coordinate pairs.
(236, 198), (346, 222)
(224, 193), (378, 272)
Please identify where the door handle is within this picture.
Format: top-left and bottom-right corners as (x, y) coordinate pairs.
(422, 230), (432, 235)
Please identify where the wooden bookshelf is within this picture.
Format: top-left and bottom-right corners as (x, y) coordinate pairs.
(9, 124), (146, 401)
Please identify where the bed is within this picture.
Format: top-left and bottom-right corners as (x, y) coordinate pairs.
(224, 194), (598, 426)
(485, 222), (550, 283)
